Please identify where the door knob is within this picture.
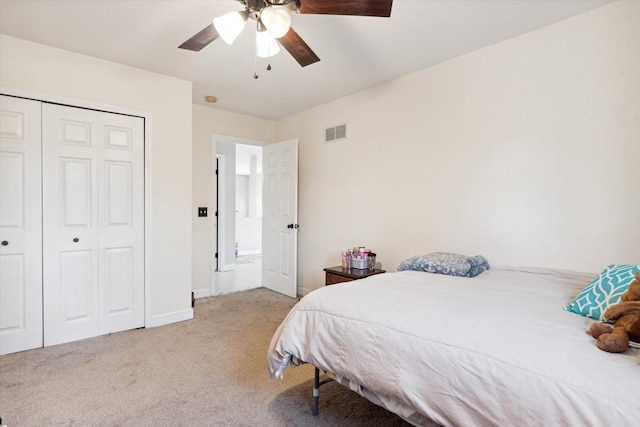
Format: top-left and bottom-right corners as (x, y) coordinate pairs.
(73, 238), (79, 242)
(1, 240), (7, 246)
(287, 224), (293, 229)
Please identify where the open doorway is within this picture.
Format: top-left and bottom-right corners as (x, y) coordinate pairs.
(214, 139), (263, 295)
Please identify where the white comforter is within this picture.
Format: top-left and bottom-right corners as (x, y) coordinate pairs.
(267, 266), (640, 426)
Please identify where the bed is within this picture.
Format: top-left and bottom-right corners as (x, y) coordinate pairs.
(267, 265), (640, 426)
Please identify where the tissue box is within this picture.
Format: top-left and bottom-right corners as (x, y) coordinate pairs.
(351, 257), (368, 270)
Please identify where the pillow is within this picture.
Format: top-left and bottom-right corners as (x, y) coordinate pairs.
(565, 264), (640, 322)
(396, 252), (490, 278)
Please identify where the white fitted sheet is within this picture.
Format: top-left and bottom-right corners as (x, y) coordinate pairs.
(267, 266), (640, 426)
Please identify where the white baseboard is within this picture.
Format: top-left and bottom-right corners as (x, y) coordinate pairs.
(149, 308), (193, 328)
(193, 288), (211, 299)
(297, 286), (313, 297)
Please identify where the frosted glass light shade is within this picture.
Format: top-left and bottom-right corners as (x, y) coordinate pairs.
(256, 30), (280, 58)
(260, 6), (291, 38)
(213, 11), (248, 45)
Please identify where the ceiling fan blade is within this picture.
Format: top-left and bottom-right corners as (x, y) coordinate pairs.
(278, 27), (320, 67)
(298, 0), (393, 17)
(178, 23), (219, 51)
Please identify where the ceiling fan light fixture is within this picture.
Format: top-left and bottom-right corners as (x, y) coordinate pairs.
(260, 6), (291, 39)
(256, 28), (280, 58)
(213, 10), (249, 45)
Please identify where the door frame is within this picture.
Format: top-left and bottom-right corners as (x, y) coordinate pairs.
(211, 134), (267, 296)
(0, 85), (153, 328)
(214, 153), (231, 274)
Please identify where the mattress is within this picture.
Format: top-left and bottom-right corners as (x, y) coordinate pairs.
(267, 266), (640, 426)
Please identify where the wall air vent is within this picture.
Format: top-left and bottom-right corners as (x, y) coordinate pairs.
(325, 123), (347, 143)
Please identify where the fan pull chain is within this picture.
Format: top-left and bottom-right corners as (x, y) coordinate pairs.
(253, 52), (259, 79)
(253, 60), (272, 79)
(253, 42), (274, 78)
(266, 40), (273, 71)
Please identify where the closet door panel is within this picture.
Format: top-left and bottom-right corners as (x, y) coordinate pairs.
(105, 161), (132, 226)
(0, 254), (25, 327)
(0, 95), (43, 355)
(43, 104), (100, 346)
(105, 247), (134, 312)
(61, 157), (93, 226)
(98, 112), (144, 334)
(0, 152), (25, 227)
(57, 157), (95, 324)
(59, 249), (93, 320)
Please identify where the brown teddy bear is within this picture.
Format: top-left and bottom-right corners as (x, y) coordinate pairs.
(589, 271), (640, 353)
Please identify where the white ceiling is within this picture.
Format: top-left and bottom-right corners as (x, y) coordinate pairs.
(0, 0), (612, 120)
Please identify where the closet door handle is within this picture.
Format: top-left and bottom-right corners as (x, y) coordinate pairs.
(73, 238), (79, 243)
(1, 240), (8, 246)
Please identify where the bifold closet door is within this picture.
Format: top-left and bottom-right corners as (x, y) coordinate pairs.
(42, 104), (144, 346)
(0, 95), (43, 355)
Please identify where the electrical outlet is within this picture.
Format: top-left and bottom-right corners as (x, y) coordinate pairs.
(198, 207), (208, 217)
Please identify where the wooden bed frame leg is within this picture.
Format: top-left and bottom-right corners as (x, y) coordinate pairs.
(313, 366), (320, 416)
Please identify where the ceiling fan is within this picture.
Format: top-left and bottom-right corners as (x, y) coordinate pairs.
(179, 0), (393, 68)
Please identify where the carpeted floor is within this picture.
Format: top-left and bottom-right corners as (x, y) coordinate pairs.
(0, 288), (411, 426)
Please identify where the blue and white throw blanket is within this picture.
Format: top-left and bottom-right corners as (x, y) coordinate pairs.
(396, 252), (490, 277)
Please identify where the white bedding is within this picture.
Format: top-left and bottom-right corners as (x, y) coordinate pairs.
(267, 266), (640, 426)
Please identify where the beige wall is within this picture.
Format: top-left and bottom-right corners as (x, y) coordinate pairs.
(275, 1), (640, 294)
(15, 0), (633, 306)
(0, 35), (194, 324)
(191, 105), (275, 296)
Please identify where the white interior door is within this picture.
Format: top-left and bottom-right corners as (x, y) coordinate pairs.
(42, 104), (144, 346)
(97, 111), (144, 335)
(43, 104), (100, 345)
(0, 95), (43, 355)
(262, 139), (298, 298)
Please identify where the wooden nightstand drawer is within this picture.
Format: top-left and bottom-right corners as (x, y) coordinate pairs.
(326, 272), (355, 285)
(324, 266), (386, 286)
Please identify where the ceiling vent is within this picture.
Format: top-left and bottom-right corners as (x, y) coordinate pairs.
(325, 123), (347, 143)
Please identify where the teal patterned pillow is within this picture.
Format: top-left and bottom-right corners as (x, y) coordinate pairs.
(565, 264), (640, 322)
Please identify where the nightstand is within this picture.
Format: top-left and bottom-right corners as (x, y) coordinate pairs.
(323, 266), (386, 285)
